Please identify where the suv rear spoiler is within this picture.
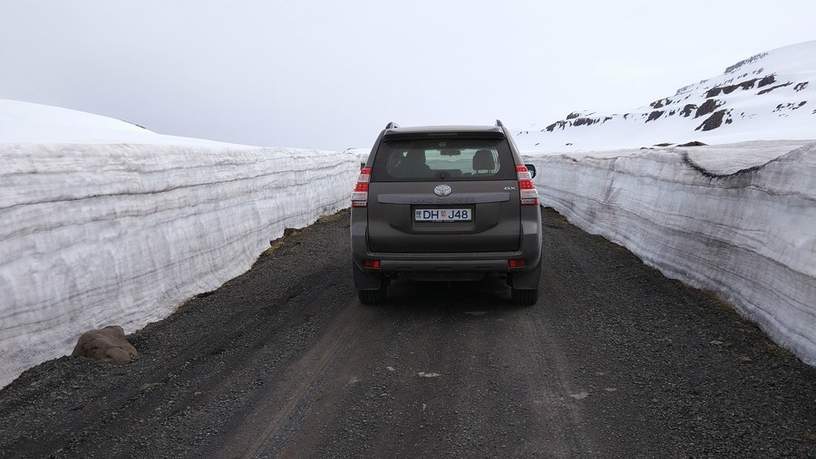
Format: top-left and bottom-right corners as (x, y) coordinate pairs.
(384, 121), (505, 130)
(382, 130), (505, 140)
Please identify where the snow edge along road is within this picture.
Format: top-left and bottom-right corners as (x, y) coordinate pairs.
(0, 143), (361, 388)
(526, 140), (816, 365)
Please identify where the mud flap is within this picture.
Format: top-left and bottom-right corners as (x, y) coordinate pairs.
(352, 262), (384, 290)
(510, 259), (542, 290)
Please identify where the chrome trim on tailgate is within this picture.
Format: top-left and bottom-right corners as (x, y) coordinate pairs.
(377, 192), (510, 205)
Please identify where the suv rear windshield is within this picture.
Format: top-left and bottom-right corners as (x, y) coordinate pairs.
(371, 138), (516, 182)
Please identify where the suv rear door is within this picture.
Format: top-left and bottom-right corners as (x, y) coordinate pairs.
(367, 133), (520, 253)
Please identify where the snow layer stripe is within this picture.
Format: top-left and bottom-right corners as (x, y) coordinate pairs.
(526, 141), (816, 365)
(0, 144), (359, 388)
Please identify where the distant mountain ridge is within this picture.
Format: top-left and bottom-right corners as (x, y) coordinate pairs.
(516, 41), (816, 151)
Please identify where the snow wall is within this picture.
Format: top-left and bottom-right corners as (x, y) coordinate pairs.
(527, 141), (816, 365)
(0, 143), (359, 388)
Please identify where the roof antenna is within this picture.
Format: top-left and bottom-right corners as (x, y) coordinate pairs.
(385, 121), (399, 129)
(495, 119), (504, 127)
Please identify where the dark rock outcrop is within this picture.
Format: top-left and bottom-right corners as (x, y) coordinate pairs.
(695, 99), (723, 118)
(680, 104), (698, 117)
(545, 120), (568, 132)
(646, 110), (664, 122)
(724, 52), (767, 73)
(572, 117), (599, 127)
(774, 101), (808, 112)
(757, 74), (776, 87)
(757, 82), (792, 95)
(705, 78), (760, 98)
(695, 109), (729, 131)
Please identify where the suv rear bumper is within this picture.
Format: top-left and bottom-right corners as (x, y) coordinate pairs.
(352, 249), (542, 290)
(350, 206), (542, 289)
(362, 251), (535, 273)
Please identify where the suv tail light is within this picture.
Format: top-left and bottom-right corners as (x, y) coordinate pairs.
(351, 167), (371, 207)
(515, 165), (539, 206)
(362, 259), (381, 269)
(508, 258), (526, 269)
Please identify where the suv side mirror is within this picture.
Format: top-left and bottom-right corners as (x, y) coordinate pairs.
(525, 163), (537, 178)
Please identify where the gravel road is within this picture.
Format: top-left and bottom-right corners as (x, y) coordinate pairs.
(1, 208), (815, 458)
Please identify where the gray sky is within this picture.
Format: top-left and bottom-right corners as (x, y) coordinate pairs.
(1, 1), (814, 149)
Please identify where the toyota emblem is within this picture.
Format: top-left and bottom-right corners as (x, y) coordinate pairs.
(434, 184), (452, 196)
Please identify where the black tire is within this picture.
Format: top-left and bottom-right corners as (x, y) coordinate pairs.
(358, 286), (387, 305)
(511, 288), (538, 306)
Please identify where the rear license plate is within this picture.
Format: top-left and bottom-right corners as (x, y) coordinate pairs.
(414, 208), (472, 222)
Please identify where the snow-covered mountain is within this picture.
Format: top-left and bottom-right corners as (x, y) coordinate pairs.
(516, 41), (816, 151)
(0, 99), (244, 147)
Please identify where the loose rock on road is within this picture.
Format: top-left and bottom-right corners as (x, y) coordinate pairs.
(1, 209), (815, 457)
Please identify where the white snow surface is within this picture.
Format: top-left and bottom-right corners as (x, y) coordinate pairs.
(0, 99), (248, 147)
(0, 102), (359, 388)
(343, 146), (372, 164)
(526, 140), (816, 365)
(517, 41), (816, 151)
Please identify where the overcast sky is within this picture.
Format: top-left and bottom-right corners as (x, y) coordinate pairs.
(1, 1), (814, 149)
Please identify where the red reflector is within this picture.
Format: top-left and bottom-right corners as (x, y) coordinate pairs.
(354, 182), (369, 192)
(363, 259), (381, 269)
(518, 179), (534, 189)
(515, 165), (528, 173)
(508, 258), (525, 269)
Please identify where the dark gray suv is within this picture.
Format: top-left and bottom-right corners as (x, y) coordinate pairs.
(350, 121), (542, 306)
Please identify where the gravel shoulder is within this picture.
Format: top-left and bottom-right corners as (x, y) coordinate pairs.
(1, 208), (814, 458)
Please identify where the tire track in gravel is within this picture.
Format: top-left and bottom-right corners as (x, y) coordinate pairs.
(213, 298), (373, 457)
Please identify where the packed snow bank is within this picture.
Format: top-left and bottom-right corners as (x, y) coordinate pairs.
(527, 140), (816, 364)
(0, 143), (358, 388)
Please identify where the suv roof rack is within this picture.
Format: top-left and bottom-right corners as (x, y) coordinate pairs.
(495, 119), (504, 127)
(385, 121), (399, 129)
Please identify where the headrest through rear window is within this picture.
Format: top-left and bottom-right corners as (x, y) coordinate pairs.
(472, 149), (495, 171)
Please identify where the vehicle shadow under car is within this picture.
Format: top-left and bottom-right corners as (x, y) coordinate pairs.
(375, 275), (531, 313)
